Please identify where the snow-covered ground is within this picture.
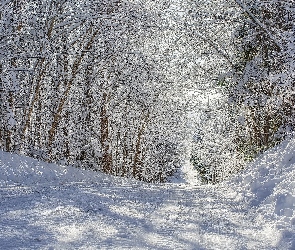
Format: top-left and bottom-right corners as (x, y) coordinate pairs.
(0, 138), (294, 249)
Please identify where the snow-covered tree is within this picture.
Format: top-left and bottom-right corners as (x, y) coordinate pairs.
(230, 0), (295, 159)
(0, 0), (186, 182)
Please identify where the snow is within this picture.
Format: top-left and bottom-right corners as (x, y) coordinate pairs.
(0, 139), (295, 249)
(228, 137), (295, 249)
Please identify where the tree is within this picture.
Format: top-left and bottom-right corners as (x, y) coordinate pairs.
(0, 0), (185, 183)
(230, 0), (295, 159)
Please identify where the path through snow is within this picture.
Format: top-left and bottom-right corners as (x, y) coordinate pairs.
(0, 179), (279, 249)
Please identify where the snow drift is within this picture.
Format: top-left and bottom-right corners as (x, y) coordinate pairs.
(0, 150), (124, 187)
(229, 137), (295, 249)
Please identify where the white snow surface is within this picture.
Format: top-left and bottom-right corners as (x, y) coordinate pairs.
(0, 139), (295, 249)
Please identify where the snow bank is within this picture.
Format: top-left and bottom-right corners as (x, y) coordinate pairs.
(0, 150), (118, 186)
(229, 137), (295, 248)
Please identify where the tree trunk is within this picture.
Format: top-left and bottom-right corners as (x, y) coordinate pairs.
(100, 92), (113, 173)
(132, 111), (149, 179)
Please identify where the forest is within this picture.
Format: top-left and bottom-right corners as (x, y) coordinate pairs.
(1, 0), (295, 249)
(0, 0), (294, 183)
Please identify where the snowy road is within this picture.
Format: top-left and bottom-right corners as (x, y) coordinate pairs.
(0, 180), (281, 249)
(1, 148), (294, 249)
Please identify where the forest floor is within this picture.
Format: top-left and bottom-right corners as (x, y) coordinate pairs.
(0, 140), (294, 249)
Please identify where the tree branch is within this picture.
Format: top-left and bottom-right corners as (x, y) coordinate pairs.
(234, 0), (282, 51)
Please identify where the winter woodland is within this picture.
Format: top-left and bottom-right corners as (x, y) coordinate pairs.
(1, 0), (295, 249)
(0, 0), (294, 182)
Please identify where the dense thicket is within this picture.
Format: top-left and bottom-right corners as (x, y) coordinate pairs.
(0, 0), (185, 182)
(231, 0), (295, 159)
(190, 0), (295, 183)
